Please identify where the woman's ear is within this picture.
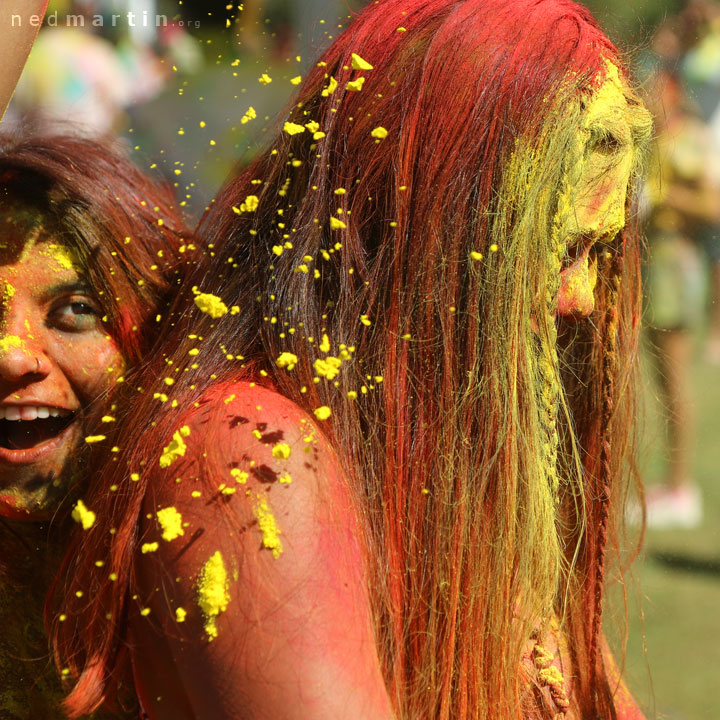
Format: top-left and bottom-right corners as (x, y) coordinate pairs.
(0, 0), (49, 120)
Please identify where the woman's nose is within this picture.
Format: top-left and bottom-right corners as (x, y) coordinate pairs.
(0, 332), (49, 382)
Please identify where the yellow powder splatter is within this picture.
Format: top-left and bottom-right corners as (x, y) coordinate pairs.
(230, 468), (249, 484)
(157, 507), (184, 541)
(258, 73), (272, 84)
(304, 120), (320, 133)
(330, 217), (346, 230)
(351, 53), (374, 71)
(84, 435), (106, 444)
(71, 500), (95, 530)
(272, 442), (291, 460)
(314, 406), (332, 421)
(241, 106), (257, 124)
(290, 75), (302, 85)
(159, 425), (191, 468)
(278, 473), (292, 484)
(313, 356), (342, 380)
(346, 77), (366, 92)
(197, 551), (230, 640)
(283, 121), (306, 136)
(141, 542), (159, 554)
(253, 496), (283, 559)
(175, 607), (187, 623)
(371, 126), (388, 139)
(319, 333), (331, 353)
(321, 76), (338, 96)
(194, 293), (228, 318)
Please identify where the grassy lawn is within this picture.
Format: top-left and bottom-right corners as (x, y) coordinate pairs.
(609, 332), (720, 720)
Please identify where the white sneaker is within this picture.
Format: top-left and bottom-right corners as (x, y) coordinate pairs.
(645, 485), (702, 530)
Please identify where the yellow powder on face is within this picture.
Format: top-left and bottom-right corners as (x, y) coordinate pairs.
(41, 243), (78, 271)
(0, 335), (26, 359)
(197, 551), (231, 640)
(157, 506), (184, 541)
(159, 426), (191, 468)
(71, 500), (96, 530)
(253, 496), (283, 559)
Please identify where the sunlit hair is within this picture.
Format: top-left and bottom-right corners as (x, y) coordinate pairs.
(52, 1), (651, 718)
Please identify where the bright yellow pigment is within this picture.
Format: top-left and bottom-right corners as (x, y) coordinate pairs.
(197, 551), (231, 640)
(271, 442), (291, 460)
(40, 243), (78, 271)
(71, 500), (96, 530)
(157, 506), (185, 541)
(253, 496), (283, 559)
(194, 293), (228, 318)
(159, 426), (191, 468)
(0, 335), (26, 359)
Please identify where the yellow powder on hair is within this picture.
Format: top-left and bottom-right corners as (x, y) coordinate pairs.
(159, 425), (191, 468)
(197, 551), (231, 640)
(71, 500), (96, 530)
(194, 293), (228, 318)
(157, 506), (184, 541)
(253, 496), (283, 559)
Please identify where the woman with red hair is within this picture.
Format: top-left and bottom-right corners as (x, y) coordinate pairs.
(0, 133), (191, 717)
(54, 1), (652, 718)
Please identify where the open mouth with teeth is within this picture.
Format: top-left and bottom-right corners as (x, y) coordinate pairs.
(0, 408), (76, 450)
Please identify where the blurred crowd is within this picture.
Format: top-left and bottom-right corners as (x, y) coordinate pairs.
(638, 0), (720, 530)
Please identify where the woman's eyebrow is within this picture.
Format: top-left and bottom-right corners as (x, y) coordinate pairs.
(38, 280), (93, 302)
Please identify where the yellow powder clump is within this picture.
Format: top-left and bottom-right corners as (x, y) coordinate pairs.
(314, 406), (332, 421)
(141, 542), (159, 554)
(157, 506), (184, 541)
(283, 121), (306, 136)
(71, 500), (96, 530)
(253, 496), (283, 559)
(175, 607), (187, 623)
(241, 106), (257, 124)
(159, 425), (191, 468)
(271, 442), (290, 460)
(84, 435), (106, 444)
(230, 468), (249, 484)
(276, 351), (298, 370)
(346, 77), (366, 92)
(314, 356), (342, 380)
(371, 126), (388, 139)
(197, 551), (231, 640)
(330, 216), (346, 230)
(351, 53), (374, 71)
(194, 293), (228, 318)
(321, 76), (338, 96)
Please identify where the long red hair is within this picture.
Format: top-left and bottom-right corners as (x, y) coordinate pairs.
(51, 2), (650, 718)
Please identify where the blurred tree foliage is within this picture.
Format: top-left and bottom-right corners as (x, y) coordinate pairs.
(584, 0), (685, 46)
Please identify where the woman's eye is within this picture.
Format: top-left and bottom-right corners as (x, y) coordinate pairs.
(51, 299), (101, 331)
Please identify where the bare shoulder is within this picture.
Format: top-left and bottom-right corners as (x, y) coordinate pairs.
(130, 381), (392, 719)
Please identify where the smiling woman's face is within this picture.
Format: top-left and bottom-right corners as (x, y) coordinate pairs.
(0, 217), (123, 519)
(556, 62), (652, 318)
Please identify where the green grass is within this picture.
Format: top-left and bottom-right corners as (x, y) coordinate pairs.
(608, 333), (720, 720)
